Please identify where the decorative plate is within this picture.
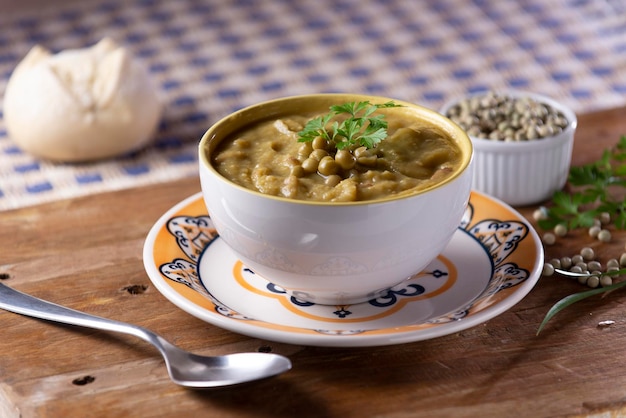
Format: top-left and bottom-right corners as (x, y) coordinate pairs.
(143, 191), (543, 347)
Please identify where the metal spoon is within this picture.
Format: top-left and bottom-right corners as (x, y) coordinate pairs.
(0, 283), (291, 388)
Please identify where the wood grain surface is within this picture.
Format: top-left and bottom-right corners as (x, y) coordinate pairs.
(1, 105), (626, 418)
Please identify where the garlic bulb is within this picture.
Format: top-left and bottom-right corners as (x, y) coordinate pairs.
(3, 38), (163, 162)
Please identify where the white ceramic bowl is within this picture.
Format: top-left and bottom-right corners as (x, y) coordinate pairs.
(440, 91), (577, 206)
(199, 94), (473, 305)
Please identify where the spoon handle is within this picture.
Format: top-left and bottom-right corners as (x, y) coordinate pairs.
(0, 283), (150, 342)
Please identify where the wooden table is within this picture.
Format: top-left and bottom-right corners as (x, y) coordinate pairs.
(1, 106), (625, 418)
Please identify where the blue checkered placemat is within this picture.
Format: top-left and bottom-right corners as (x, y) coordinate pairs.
(0, 0), (624, 210)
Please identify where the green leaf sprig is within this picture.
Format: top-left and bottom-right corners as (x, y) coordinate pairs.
(297, 101), (402, 150)
(537, 269), (626, 335)
(539, 135), (626, 230)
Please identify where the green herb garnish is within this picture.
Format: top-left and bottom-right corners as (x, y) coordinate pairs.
(539, 135), (626, 230)
(297, 101), (402, 150)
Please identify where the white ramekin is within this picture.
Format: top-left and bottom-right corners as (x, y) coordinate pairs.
(440, 91), (577, 206)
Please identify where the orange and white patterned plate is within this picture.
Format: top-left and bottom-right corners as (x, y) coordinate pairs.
(143, 191), (543, 347)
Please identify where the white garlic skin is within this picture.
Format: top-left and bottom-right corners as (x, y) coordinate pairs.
(4, 38), (163, 162)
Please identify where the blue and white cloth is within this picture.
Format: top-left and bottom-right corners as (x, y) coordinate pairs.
(0, 0), (624, 210)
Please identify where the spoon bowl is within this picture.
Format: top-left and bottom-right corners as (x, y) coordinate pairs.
(0, 283), (291, 388)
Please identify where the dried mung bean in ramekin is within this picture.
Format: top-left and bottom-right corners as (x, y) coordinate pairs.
(444, 91), (570, 142)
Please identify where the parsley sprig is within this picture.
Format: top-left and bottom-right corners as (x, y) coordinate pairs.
(539, 135), (626, 230)
(297, 101), (402, 150)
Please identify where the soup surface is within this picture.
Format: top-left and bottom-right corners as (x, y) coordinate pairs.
(212, 109), (463, 202)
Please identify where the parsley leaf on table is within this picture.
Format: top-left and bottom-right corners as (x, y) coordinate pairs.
(539, 135), (626, 231)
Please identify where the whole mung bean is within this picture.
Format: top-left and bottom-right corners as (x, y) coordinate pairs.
(599, 212), (611, 224)
(580, 247), (595, 261)
(445, 92), (569, 142)
(589, 225), (601, 238)
(600, 275), (613, 287)
(597, 229), (612, 242)
(533, 207), (548, 221)
(586, 276), (600, 288)
(607, 258), (620, 269)
(542, 263), (555, 276)
(554, 224), (567, 237)
(587, 260), (602, 271)
(542, 232), (556, 245)
(560, 257), (572, 269)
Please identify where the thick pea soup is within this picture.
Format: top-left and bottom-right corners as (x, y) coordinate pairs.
(212, 109), (463, 202)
